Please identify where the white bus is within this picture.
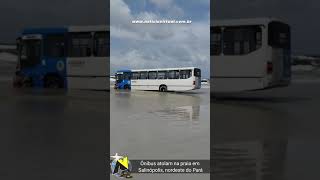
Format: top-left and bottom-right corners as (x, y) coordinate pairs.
(67, 26), (110, 90)
(115, 67), (202, 91)
(211, 18), (291, 92)
(14, 25), (110, 90)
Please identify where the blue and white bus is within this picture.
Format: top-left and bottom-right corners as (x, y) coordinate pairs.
(114, 70), (131, 90)
(114, 67), (201, 92)
(13, 26), (109, 90)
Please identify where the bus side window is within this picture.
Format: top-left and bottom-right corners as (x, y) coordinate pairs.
(140, 72), (148, 79)
(180, 70), (191, 79)
(158, 71), (167, 79)
(194, 68), (201, 77)
(94, 31), (109, 57)
(174, 70), (180, 79)
(124, 73), (131, 80)
(44, 35), (66, 58)
(268, 22), (290, 49)
(69, 32), (92, 57)
(256, 31), (262, 49)
(168, 70), (179, 79)
(148, 71), (157, 79)
(211, 27), (222, 55)
(132, 72), (140, 80)
(223, 26), (262, 55)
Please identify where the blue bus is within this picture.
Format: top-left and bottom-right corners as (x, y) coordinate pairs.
(13, 26), (109, 90)
(114, 70), (131, 90)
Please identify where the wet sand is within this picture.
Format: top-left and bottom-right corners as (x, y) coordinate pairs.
(0, 81), (108, 180)
(212, 81), (320, 180)
(1, 67), (320, 180)
(110, 88), (210, 179)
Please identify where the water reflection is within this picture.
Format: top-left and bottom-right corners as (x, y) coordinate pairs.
(153, 106), (201, 126)
(0, 87), (107, 179)
(212, 100), (288, 180)
(110, 89), (210, 159)
(213, 140), (287, 180)
(11, 96), (68, 147)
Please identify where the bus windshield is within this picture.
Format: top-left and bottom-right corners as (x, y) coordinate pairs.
(194, 68), (201, 77)
(268, 21), (290, 49)
(116, 73), (123, 83)
(116, 72), (130, 83)
(19, 40), (41, 67)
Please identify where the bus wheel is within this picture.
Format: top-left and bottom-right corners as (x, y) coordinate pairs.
(159, 85), (167, 92)
(45, 76), (62, 89)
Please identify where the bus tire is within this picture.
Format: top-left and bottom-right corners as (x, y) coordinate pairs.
(44, 75), (62, 89)
(159, 85), (167, 92)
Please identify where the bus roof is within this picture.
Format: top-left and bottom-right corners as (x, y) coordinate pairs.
(69, 25), (109, 32)
(22, 25), (110, 35)
(22, 27), (67, 35)
(211, 17), (286, 27)
(131, 67), (199, 72)
(117, 69), (131, 73)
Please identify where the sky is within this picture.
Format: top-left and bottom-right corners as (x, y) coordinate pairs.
(212, 0), (320, 55)
(0, 0), (319, 55)
(110, 0), (210, 78)
(0, 0), (108, 43)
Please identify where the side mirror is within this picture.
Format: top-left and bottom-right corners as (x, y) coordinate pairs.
(16, 38), (22, 51)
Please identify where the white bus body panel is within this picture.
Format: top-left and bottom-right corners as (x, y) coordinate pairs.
(131, 78), (198, 91)
(66, 26), (109, 90)
(211, 48), (268, 92)
(67, 57), (109, 90)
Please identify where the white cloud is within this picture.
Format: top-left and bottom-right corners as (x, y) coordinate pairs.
(110, 0), (210, 77)
(149, 0), (173, 9)
(110, 0), (132, 28)
(149, 0), (184, 17)
(167, 5), (184, 17)
(112, 0), (184, 40)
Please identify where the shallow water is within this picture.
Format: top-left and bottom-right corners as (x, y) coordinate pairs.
(110, 88), (210, 160)
(1, 74), (320, 180)
(110, 88), (210, 180)
(0, 82), (108, 180)
(212, 82), (320, 180)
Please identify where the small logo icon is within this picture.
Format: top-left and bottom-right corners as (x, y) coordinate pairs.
(110, 153), (133, 178)
(56, 61), (65, 71)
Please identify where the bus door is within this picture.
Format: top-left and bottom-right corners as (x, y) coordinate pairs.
(268, 22), (291, 83)
(15, 35), (42, 87)
(194, 68), (201, 88)
(43, 34), (68, 88)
